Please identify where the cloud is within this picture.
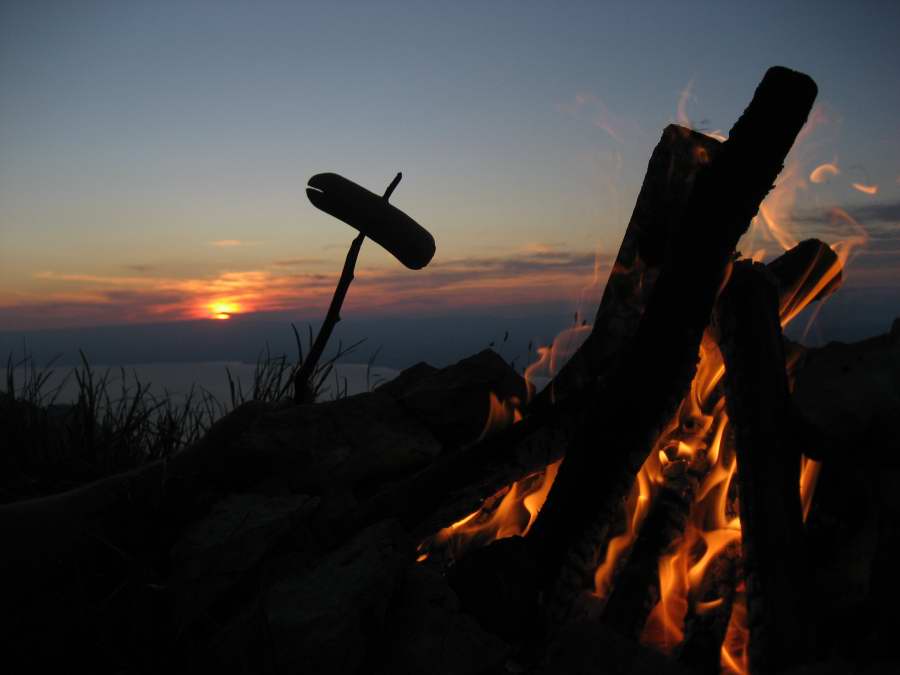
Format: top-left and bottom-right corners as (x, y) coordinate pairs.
(272, 257), (330, 267)
(210, 239), (245, 247)
(792, 200), (900, 226)
(0, 246), (609, 330)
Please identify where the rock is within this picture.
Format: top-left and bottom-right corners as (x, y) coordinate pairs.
(537, 618), (694, 675)
(381, 349), (528, 447)
(170, 492), (318, 630)
(447, 535), (541, 643)
(377, 564), (509, 675)
(792, 322), (900, 460)
(236, 390), (442, 496)
(265, 519), (408, 675)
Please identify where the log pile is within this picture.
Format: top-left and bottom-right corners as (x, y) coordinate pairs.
(3, 66), (900, 674)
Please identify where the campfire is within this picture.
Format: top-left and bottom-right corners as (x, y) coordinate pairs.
(4, 66), (898, 675)
(409, 66), (874, 673)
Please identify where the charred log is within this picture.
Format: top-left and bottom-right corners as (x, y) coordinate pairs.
(677, 541), (742, 673)
(591, 240), (840, 641)
(533, 125), (721, 410)
(716, 261), (811, 672)
(601, 462), (703, 639)
(526, 66), (817, 624)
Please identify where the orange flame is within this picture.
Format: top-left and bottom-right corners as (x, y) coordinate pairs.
(720, 583), (750, 675)
(424, 460), (561, 562)
(809, 162), (840, 184)
(419, 97), (867, 667)
(851, 182), (878, 195)
(476, 392), (523, 443)
(524, 324), (592, 403)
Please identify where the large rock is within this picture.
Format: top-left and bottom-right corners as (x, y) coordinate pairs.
(169, 492), (319, 630)
(236, 390), (442, 496)
(265, 519), (408, 675)
(792, 319), (900, 458)
(234, 349), (527, 498)
(380, 349), (528, 447)
(378, 564), (509, 675)
(537, 618), (694, 675)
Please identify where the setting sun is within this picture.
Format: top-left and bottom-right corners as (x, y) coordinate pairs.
(209, 301), (239, 320)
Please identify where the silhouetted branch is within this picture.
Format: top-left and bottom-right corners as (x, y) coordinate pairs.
(293, 173), (403, 402)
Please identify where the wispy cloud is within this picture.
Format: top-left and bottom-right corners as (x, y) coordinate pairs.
(1, 247), (608, 330)
(210, 239), (247, 247)
(272, 257), (330, 267)
(124, 264), (156, 273)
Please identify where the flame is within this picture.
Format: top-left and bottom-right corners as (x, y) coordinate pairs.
(800, 456), (821, 523)
(641, 531), (691, 650)
(751, 166), (801, 251)
(720, 583), (750, 675)
(797, 207), (869, 340)
(418, 94), (868, 666)
(809, 162), (840, 184)
(476, 392), (523, 443)
(851, 182), (878, 195)
(524, 324), (592, 403)
(423, 460), (561, 562)
(593, 460), (655, 600)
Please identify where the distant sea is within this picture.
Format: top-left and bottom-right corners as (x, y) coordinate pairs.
(8, 361), (401, 406)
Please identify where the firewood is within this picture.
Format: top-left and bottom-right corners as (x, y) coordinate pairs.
(347, 240), (836, 553)
(715, 261), (811, 672)
(601, 462), (703, 638)
(532, 125), (721, 410)
(591, 241), (839, 643)
(677, 541), (741, 673)
(524, 66), (817, 626)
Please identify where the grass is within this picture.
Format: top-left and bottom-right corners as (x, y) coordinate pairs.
(0, 324), (367, 503)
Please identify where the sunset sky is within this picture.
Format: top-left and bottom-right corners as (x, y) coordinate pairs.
(1, 1), (898, 365)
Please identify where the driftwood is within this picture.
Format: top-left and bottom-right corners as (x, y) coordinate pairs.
(716, 261), (810, 672)
(532, 125), (721, 410)
(524, 66), (818, 623)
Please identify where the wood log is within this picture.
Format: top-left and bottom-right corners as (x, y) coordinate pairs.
(592, 240), (840, 642)
(677, 541), (742, 673)
(601, 462), (703, 638)
(532, 125), (721, 410)
(523, 67), (817, 625)
(344, 243), (838, 556)
(715, 261), (810, 672)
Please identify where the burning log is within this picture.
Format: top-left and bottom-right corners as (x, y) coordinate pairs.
(589, 240), (840, 644)
(715, 261), (811, 672)
(526, 66), (818, 624)
(532, 125), (721, 410)
(677, 541), (742, 673)
(600, 461), (704, 638)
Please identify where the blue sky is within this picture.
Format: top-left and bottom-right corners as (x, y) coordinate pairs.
(1, 1), (898, 355)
